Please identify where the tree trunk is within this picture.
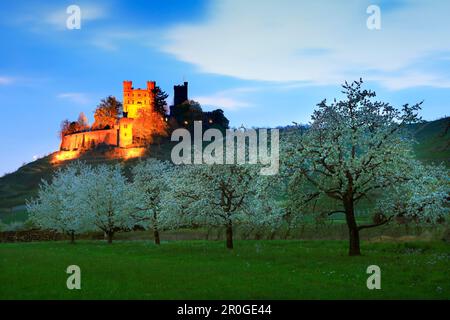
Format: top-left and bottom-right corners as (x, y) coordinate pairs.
(226, 223), (233, 249)
(154, 227), (161, 245)
(344, 199), (361, 256)
(284, 226), (291, 240)
(269, 231), (276, 240)
(70, 230), (75, 244)
(107, 231), (113, 244)
(348, 225), (360, 256)
(152, 213), (161, 245)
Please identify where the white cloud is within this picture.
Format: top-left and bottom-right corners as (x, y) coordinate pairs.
(89, 29), (159, 51)
(194, 95), (251, 111)
(0, 76), (14, 85)
(44, 4), (106, 30)
(57, 92), (91, 105)
(8, 4), (163, 51)
(369, 72), (450, 90)
(194, 86), (260, 110)
(0, 75), (52, 87)
(162, 0), (450, 89)
(8, 3), (107, 31)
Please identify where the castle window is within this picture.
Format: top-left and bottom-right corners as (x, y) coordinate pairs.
(124, 124), (127, 129)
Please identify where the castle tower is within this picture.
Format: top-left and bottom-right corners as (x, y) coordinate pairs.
(118, 117), (133, 148)
(147, 81), (155, 91)
(123, 80), (132, 92)
(123, 80), (156, 119)
(170, 81), (189, 117)
(173, 81), (188, 106)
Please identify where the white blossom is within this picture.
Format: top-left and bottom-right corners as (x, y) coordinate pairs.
(27, 163), (92, 242)
(169, 164), (282, 248)
(128, 159), (175, 244)
(281, 79), (448, 255)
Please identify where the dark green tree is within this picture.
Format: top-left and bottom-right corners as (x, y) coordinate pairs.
(208, 109), (229, 129)
(152, 86), (169, 117)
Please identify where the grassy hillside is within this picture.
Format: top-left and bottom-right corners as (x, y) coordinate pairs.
(409, 117), (449, 163)
(0, 240), (448, 299)
(0, 117), (448, 220)
(0, 141), (177, 220)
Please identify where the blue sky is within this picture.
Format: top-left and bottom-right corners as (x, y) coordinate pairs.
(0, 0), (449, 175)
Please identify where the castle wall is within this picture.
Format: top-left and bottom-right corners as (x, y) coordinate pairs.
(60, 129), (118, 151)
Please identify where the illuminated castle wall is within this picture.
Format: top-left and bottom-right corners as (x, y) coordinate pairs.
(60, 80), (156, 151)
(123, 81), (155, 119)
(60, 128), (117, 151)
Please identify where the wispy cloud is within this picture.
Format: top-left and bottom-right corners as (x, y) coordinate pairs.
(162, 0), (450, 90)
(194, 95), (251, 111)
(89, 29), (160, 51)
(369, 72), (450, 90)
(57, 92), (91, 105)
(6, 2), (162, 52)
(8, 3), (107, 32)
(44, 4), (106, 30)
(193, 86), (260, 111)
(0, 76), (14, 85)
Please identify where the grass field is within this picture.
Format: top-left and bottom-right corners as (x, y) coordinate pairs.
(0, 240), (448, 300)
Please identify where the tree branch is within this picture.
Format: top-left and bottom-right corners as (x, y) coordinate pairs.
(357, 215), (394, 231)
(328, 210), (346, 216)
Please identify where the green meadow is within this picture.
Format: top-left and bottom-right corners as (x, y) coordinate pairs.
(0, 240), (448, 300)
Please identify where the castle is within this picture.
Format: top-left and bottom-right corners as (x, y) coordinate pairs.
(60, 80), (162, 152)
(56, 79), (228, 162)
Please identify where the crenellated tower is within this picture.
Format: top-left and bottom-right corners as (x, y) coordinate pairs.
(122, 80), (156, 119)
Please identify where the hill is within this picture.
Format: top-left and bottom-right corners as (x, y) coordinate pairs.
(0, 141), (177, 221)
(0, 117), (448, 221)
(409, 116), (449, 163)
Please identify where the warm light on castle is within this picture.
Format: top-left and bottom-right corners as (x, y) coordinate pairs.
(53, 80), (167, 163)
(123, 80), (155, 119)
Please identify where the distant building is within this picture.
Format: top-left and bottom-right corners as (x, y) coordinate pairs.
(170, 81), (189, 117)
(59, 79), (229, 152)
(60, 80), (162, 151)
(169, 81), (229, 130)
(173, 81), (188, 106)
